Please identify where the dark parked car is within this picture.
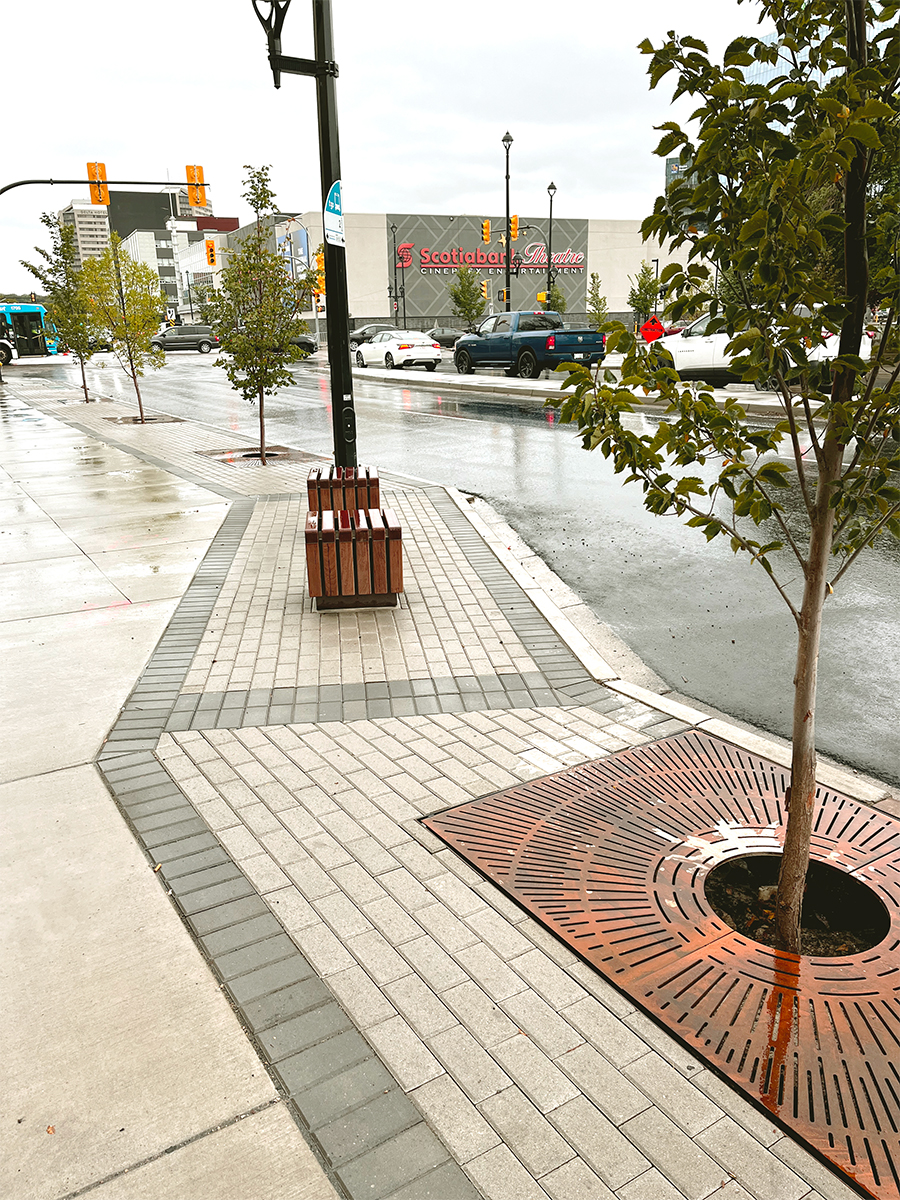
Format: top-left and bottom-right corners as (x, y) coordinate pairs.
(426, 326), (465, 347)
(348, 323), (396, 350)
(151, 325), (220, 353)
(289, 332), (319, 356)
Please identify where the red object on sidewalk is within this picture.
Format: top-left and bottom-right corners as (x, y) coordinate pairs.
(640, 316), (666, 342)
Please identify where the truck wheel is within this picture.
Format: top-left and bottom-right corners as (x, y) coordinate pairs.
(517, 349), (540, 379)
(455, 350), (473, 374)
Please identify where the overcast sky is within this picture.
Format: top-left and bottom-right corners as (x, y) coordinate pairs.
(3, 0), (765, 293)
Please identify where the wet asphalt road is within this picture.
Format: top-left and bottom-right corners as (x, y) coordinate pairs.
(16, 352), (900, 787)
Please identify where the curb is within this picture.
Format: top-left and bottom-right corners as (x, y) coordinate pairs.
(444, 486), (894, 811)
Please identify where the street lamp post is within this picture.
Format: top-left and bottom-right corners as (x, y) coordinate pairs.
(252, 0), (357, 468)
(546, 181), (556, 303)
(283, 214), (320, 347)
(502, 131), (512, 313)
(390, 222), (399, 322)
(652, 257), (660, 316)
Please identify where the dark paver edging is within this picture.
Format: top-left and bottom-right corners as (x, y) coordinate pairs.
(92, 468), (687, 1199)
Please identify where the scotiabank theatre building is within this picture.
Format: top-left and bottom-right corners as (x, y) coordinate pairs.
(295, 211), (681, 324)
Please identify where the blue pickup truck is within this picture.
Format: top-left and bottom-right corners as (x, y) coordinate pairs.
(453, 311), (605, 379)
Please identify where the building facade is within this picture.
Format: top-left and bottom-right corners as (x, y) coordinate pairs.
(295, 211), (687, 324)
(57, 200), (110, 270)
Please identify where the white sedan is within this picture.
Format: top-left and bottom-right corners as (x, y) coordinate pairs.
(657, 313), (872, 388)
(355, 330), (442, 371)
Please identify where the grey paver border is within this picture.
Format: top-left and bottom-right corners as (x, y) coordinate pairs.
(89, 457), (688, 1197)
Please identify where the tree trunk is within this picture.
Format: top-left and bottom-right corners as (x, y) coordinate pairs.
(774, 0), (869, 954)
(775, 436), (843, 952)
(79, 356), (89, 403)
(258, 385), (266, 465)
(132, 364), (145, 423)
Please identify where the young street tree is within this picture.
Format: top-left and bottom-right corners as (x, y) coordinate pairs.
(21, 214), (95, 403)
(207, 165), (310, 465)
(586, 273), (609, 330)
(627, 260), (659, 323)
(81, 235), (165, 422)
(447, 265), (486, 328)
(549, 0), (900, 953)
(543, 282), (568, 314)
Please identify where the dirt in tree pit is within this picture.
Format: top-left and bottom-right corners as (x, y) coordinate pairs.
(704, 854), (890, 957)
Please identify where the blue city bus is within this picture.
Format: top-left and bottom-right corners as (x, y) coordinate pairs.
(0, 303), (64, 364)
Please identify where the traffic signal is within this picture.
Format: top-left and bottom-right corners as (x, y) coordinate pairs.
(498, 288), (508, 303)
(186, 165), (206, 208)
(86, 162), (109, 205)
(480, 280), (489, 300)
(315, 250), (325, 294)
(510, 215), (519, 240)
(481, 219), (491, 244)
(536, 291), (547, 303)
(205, 239), (217, 267)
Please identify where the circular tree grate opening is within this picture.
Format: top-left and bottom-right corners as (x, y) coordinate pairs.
(705, 854), (890, 956)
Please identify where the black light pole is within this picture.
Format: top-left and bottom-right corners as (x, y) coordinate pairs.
(546, 181), (556, 302)
(652, 257), (660, 315)
(502, 131), (512, 313)
(390, 222), (399, 322)
(252, 0), (357, 468)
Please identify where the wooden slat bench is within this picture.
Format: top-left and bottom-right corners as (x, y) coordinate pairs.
(305, 506), (402, 609)
(307, 465), (380, 514)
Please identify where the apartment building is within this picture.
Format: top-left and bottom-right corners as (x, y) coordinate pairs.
(57, 200), (110, 270)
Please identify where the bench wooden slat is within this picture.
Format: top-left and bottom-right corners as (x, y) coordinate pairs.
(320, 510), (339, 596)
(354, 509), (372, 594)
(305, 510), (323, 596)
(337, 508), (356, 596)
(307, 465), (381, 513)
(383, 506), (403, 594)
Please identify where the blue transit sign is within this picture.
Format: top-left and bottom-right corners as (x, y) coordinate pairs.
(324, 179), (344, 247)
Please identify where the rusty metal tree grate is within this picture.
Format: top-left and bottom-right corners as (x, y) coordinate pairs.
(423, 729), (900, 1200)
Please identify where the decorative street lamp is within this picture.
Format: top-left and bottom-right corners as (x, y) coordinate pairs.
(390, 222), (399, 321)
(546, 181), (557, 303)
(252, 0), (357, 468)
(502, 131), (513, 313)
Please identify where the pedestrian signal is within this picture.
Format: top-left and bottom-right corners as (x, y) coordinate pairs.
(86, 162), (109, 206)
(481, 219), (491, 244)
(536, 291), (547, 303)
(205, 239), (217, 267)
(186, 165), (206, 208)
(510, 215), (519, 240)
(480, 280), (489, 300)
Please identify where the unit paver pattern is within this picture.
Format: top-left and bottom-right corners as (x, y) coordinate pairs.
(11, 381), (864, 1200)
(423, 728), (900, 1200)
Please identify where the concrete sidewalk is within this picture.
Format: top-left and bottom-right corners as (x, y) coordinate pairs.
(2, 374), (890, 1200)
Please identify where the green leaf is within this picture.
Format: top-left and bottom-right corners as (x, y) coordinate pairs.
(842, 122), (881, 148)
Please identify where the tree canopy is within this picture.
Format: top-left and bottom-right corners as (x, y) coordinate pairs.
(81, 235), (165, 422)
(447, 266), (486, 328)
(21, 214), (95, 402)
(548, 0), (900, 952)
(206, 165), (311, 465)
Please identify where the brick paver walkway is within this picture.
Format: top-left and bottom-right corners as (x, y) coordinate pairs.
(8, 377), (883, 1200)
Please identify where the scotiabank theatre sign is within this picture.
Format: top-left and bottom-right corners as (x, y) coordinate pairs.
(385, 213), (589, 318)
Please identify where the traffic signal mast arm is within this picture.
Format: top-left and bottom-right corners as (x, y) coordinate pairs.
(0, 177), (213, 198)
